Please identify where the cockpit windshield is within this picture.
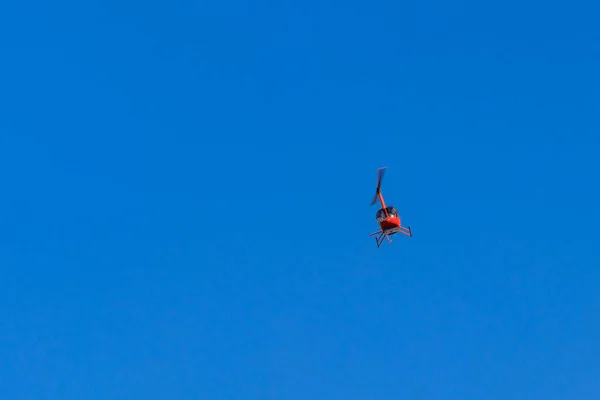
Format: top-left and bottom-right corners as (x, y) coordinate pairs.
(376, 206), (398, 221)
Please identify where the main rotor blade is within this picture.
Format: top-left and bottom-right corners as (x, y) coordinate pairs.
(370, 191), (379, 205)
(370, 167), (387, 205)
(377, 167), (387, 186)
(375, 167), (387, 192)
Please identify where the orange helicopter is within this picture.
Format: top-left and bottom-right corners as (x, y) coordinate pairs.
(369, 167), (412, 247)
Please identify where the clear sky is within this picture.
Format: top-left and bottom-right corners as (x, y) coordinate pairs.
(1, 0), (599, 398)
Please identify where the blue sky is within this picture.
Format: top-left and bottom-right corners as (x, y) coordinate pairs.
(1, 0), (599, 398)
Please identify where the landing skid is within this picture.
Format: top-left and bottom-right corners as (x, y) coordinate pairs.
(369, 226), (412, 248)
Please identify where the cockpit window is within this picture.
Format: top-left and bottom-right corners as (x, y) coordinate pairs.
(386, 206), (398, 217)
(376, 206), (398, 221)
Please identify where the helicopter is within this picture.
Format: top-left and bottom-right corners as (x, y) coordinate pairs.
(369, 167), (412, 248)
